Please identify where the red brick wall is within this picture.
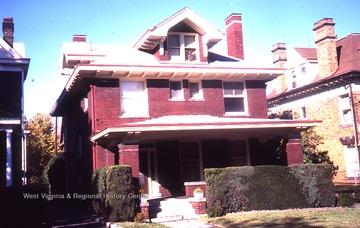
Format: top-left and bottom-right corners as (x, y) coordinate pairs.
(246, 81), (268, 118)
(89, 79), (269, 132)
(184, 182), (207, 198)
(95, 145), (115, 168)
(118, 144), (139, 178)
(286, 138), (303, 166)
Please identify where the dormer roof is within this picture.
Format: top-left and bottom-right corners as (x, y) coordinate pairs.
(133, 7), (224, 51)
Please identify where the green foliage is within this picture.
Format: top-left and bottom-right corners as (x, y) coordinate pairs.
(205, 165), (336, 217)
(290, 164), (336, 207)
(337, 193), (354, 207)
(301, 129), (338, 178)
(91, 165), (137, 222)
(26, 113), (61, 182)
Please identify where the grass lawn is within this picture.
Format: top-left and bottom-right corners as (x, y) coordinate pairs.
(114, 222), (170, 228)
(201, 207), (360, 227)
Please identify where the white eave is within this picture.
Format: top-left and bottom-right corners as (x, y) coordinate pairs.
(65, 64), (286, 92)
(133, 7), (224, 51)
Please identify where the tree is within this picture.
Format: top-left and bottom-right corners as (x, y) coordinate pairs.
(301, 128), (339, 178)
(25, 113), (60, 184)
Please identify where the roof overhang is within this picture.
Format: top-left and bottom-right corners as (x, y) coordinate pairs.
(65, 64), (285, 92)
(134, 7), (224, 51)
(90, 116), (321, 146)
(268, 71), (360, 106)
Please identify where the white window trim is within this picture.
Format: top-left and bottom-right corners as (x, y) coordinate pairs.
(169, 80), (185, 101)
(119, 79), (149, 118)
(338, 94), (352, 126)
(188, 81), (204, 100)
(167, 32), (199, 63)
(223, 81), (248, 116)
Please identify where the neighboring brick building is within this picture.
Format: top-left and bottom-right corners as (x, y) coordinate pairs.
(268, 18), (360, 184)
(51, 8), (319, 196)
(0, 18), (30, 187)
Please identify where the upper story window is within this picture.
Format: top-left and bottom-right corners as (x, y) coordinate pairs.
(291, 71), (297, 89)
(339, 94), (352, 125)
(170, 81), (184, 100)
(168, 33), (198, 62)
(189, 82), (203, 100)
(223, 81), (246, 114)
(120, 80), (149, 117)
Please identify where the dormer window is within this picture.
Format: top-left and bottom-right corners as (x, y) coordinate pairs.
(168, 33), (198, 62)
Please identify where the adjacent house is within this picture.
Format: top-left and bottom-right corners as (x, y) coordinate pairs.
(268, 18), (360, 184)
(51, 7), (320, 196)
(0, 18), (30, 187)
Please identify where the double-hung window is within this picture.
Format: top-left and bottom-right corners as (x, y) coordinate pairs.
(170, 81), (184, 100)
(223, 81), (246, 113)
(189, 82), (203, 99)
(168, 33), (198, 62)
(339, 94), (352, 125)
(120, 81), (148, 117)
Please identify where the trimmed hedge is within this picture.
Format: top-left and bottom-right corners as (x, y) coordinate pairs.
(205, 164), (336, 216)
(91, 165), (137, 222)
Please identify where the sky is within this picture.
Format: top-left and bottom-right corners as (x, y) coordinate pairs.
(1, 0), (360, 119)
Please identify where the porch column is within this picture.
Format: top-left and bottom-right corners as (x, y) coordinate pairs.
(6, 130), (12, 186)
(286, 137), (303, 166)
(118, 144), (139, 178)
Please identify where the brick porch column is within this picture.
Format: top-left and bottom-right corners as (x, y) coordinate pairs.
(286, 138), (303, 166)
(118, 144), (139, 178)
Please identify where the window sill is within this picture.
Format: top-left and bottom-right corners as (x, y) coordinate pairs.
(119, 114), (150, 119)
(224, 112), (249, 117)
(188, 98), (205, 101)
(168, 99), (186, 101)
(340, 123), (353, 128)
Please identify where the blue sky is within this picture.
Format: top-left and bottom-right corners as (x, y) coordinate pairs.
(1, 0), (359, 118)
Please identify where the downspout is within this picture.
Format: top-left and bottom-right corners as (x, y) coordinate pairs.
(90, 85), (97, 170)
(342, 77), (360, 172)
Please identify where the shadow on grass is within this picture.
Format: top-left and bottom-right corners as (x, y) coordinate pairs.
(211, 216), (325, 228)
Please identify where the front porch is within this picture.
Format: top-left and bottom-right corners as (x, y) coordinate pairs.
(91, 115), (320, 199)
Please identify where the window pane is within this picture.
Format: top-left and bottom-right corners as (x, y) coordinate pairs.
(185, 49), (196, 61)
(121, 81), (144, 97)
(184, 36), (195, 47)
(233, 82), (244, 95)
(229, 141), (247, 157)
(223, 82), (233, 95)
(224, 98), (245, 112)
(189, 82), (199, 98)
(170, 81), (182, 99)
(168, 35), (180, 47)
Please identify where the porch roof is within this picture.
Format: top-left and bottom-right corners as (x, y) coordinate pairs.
(90, 115), (321, 146)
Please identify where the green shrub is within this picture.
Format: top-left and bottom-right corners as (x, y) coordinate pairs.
(91, 165), (137, 222)
(205, 164), (336, 217)
(337, 193), (354, 207)
(290, 164), (336, 207)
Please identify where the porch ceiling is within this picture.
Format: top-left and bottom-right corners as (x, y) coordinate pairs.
(90, 117), (321, 147)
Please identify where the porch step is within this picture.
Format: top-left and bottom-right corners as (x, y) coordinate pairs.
(150, 197), (197, 222)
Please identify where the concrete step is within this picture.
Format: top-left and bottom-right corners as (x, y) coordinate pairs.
(150, 197), (197, 222)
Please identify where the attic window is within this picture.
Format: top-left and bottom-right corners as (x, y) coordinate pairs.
(168, 33), (198, 62)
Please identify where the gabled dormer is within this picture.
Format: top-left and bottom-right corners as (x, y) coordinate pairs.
(134, 7), (224, 63)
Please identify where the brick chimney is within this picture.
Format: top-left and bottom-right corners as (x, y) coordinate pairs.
(2, 17), (14, 47)
(272, 43), (287, 68)
(272, 43), (287, 94)
(225, 13), (244, 60)
(313, 18), (338, 79)
(72, 34), (86, 42)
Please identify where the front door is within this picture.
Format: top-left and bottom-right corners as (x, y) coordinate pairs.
(139, 148), (160, 197)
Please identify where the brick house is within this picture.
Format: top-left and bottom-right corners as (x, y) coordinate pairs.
(51, 7), (319, 196)
(268, 18), (360, 184)
(0, 18), (30, 187)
